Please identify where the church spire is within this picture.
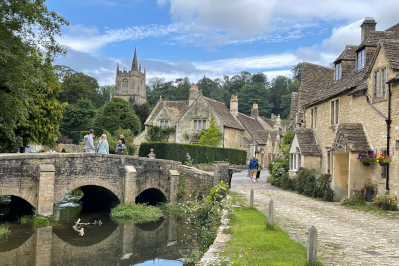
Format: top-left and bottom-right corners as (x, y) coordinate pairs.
(132, 47), (138, 70)
(117, 63), (119, 74)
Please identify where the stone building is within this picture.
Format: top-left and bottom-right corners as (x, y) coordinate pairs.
(114, 48), (146, 105)
(135, 84), (283, 165)
(289, 17), (399, 200)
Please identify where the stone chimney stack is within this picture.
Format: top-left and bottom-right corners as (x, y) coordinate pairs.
(271, 113), (276, 121)
(361, 17), (376, 43)
(273, 114), (281, 130)
(230, 94), (238, 117)
(189, 83), (201, 106)
(251, 103), (259, 118)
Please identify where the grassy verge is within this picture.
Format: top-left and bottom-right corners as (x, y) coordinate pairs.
(110, 203), (163, 223)
(0, 224), (11, 240)
(222, 192), (322, 266)
(19, 215), (49, 228)
(342, 204), (399, 219)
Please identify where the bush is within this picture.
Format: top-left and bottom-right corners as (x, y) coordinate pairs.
(268, 158), (285, 173)
(342, 188), (365, 205)
(110, 203), (162, 222)
(19, 215), (49, 228)
(206, 181), (229, 205)
(0, 224), (11, 240)
(280, 172), (297, 190)
(138, 142), (246, 165)
(314, 174), (334, 201)
(297, 168), (316, 197)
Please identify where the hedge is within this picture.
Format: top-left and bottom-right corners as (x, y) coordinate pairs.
(139, 142), (247, 165)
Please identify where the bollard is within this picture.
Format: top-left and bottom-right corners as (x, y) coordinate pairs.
(250, 189), (254, 207)
(268, 199), (274, 226)
(307, 225), (318, 266)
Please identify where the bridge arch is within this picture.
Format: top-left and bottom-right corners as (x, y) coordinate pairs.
(54, 180), (123, 204)
(135, 188), (168, 205)
(0, 187), (36, 209)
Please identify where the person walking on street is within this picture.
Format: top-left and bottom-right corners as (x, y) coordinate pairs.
(248, 157), (258, 183)
(256, 158), (263, 180)
(97, 134), (109, 154)
(84, 130), (95, 153)
(119, 134), (125, 145)
(116, 139), (125, 155)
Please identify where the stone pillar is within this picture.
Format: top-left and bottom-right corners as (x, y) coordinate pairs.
(37, 164), (55, 216)
(168, 212), (177, 245)
(148, 149), (155, 159)
(122, 223), (135, 255)
(124, 166), (137, 203)
(169, 170), (180, 204)
(307, 225), (318, 265)
(35, 226), (52, 266)
(250, 189), (254, 207)
(213, 161), (229, 186)
(268, 199), (274, 226)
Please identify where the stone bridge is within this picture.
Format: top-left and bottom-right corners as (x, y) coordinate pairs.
(0, 153), (230, 216)
(0, 213), (194, 265)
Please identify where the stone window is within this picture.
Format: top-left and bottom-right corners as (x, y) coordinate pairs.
(122, 79), (128, 88)
(331, 99), (339, 125)
(327, 151), (331, 174)
(193, 120), (206, 130)
(357, 49), (365, 70)
(311, 107), (317, 129)
(374, 71), (380, 98)
(160, 120), (169, 129)
(335, 63), (342, 80)
(290, 151), (300, 171)
(374, 68), (387, 98)
(267, 139), (270, 147)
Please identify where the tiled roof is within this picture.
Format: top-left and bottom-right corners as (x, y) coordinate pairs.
(145, 101), (164, 126)
(295, 129), (321, 156)
(204, 97), (244, 130)
(381, 39), (399, 70)
(332, 123), (371, 152)
(299, 62), (334, 107)
(164, 101), (189, 120)
(334, 45), (358, 63)
(357, 31), (392, 49)
(260, 117), (275, 128)
(237, 113), (264, 133)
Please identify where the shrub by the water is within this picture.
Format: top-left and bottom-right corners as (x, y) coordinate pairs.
(0, 224), (11, 240)
(19, 215), (49, 228)
(139, 142), (246, 165)
(206, 181), (229, 205)
(110, 203), (162, 223)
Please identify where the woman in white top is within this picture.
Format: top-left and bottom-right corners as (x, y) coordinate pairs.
(97, 134), (109, 154)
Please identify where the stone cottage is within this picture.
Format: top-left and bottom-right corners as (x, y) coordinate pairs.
(289, 17), (399, 201)
(135, 84), (283, 165)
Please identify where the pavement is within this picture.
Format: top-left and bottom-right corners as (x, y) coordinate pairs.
(230, 170), (399, 266)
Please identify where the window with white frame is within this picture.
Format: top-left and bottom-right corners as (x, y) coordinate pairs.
(160, 120), (169, 129)
(193, 120), (207, 130)
(357, 49), (365, 70)
(290, 153), (300, 171)
(335, 63), (342, 80)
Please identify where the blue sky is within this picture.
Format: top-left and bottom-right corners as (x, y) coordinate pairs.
(48, 0), (399, 85)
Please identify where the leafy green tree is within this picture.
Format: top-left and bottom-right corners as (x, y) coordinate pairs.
(58, 72), (103, 108)
(199, 116), (222, 147)
(0, 0), (68, 149)
(237, 83), (274, 117)
(93, 97), (141, 136)
(174, 77), (190, 101)
(132, 102), (151, 131)
(99, 85), (115, 106)
(292, 63), (303, 81)
(59, 99), (97, 143)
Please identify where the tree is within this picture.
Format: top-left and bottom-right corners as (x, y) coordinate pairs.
(174, 77), (190, 101)
(58, 72), (103, 108)
(0, 0), (68, 149)
(132, 102), (151, 131)
(291, 63), (303, 82)
(93, 97), (141, 136)
(237, 83), (273, 117)
(199, 116), (222, 147)
(59, 99), (97, 144)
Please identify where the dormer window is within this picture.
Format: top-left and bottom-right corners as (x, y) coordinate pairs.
(357, 49), (365, 70)
(335, 63), (342, 80)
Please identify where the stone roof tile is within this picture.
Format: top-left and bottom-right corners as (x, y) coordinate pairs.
(204, 97), (244, 130)
(334, 45), (358, 63)
(332, 123), (371, 152)
(295, 129), (321, 156)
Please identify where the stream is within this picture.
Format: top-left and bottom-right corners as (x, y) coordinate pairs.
(0, 195), (200, 266)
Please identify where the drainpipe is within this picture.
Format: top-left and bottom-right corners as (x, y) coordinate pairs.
(362, 79), (394, 191)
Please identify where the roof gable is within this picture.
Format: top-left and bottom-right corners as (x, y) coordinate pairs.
(204, 97), (244, 130)
(331, 123), (371, 152)
(334, 45), (358, 63)
(293, 129), (321, 156)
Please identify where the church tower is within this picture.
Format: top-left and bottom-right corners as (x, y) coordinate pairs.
(114, 48), (147, 105)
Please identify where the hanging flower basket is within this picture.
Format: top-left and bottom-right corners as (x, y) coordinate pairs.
(376, 153), (391, 167)
(362, 162), (371, 166)
(356, 152), (375, 166)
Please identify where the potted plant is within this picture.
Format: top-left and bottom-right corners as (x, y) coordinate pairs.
(375, 153), (392, 167)
(381, 191), (396, 211)
(363, 180), (375, 202)
(357, 152), (376, 166)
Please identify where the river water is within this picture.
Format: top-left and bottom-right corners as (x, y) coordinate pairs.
(0, 195), (199, 266)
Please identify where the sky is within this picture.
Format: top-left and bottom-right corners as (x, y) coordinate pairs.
(48, 0), (399, 86)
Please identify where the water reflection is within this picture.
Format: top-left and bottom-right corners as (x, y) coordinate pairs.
(0, 198), (198, 266)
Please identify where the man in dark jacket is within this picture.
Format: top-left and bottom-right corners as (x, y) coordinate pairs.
(248, 157), (258, 183)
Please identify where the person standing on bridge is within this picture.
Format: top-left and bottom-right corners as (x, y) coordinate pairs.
(116, 139), (125, 155)
(84, 130), (95, 153)
(119, 134), (125, 145)
(97, 134), (109, 154)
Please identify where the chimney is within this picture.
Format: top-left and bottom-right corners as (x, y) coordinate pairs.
(274, 114), (281, 131)
(230, 94), (238, 117)
(271, 113), (276, 121)
(361, 17), (376, 43)
(251, 103), (259, 117)
(189, 83), (201, 106)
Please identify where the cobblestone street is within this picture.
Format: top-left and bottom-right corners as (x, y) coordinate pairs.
(231, 171), (399, 266)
